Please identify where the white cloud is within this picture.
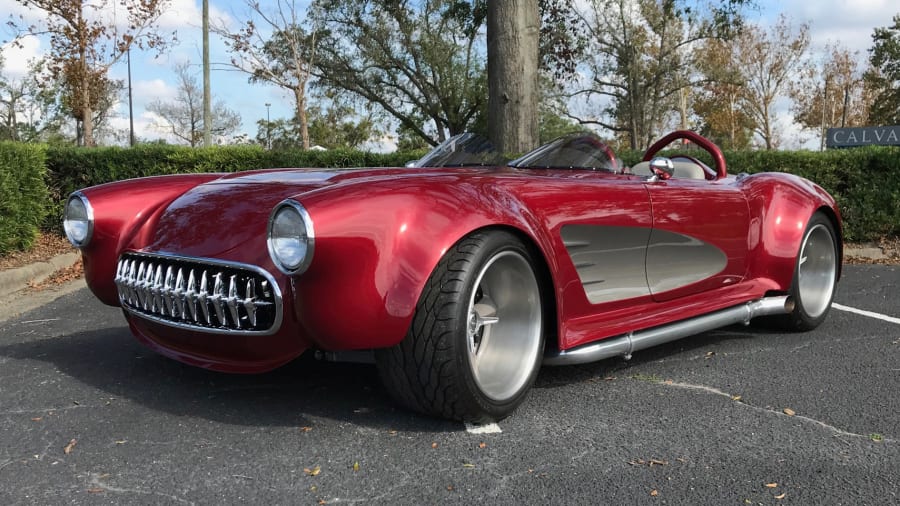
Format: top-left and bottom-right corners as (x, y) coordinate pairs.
(764, 0), (895, 54)
(0, 36), (43, 79)
(157, 0), (234, 31)
(133, 78), (179, 102)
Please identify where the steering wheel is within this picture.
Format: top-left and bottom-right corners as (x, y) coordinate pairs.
(642, 130), (727, 180)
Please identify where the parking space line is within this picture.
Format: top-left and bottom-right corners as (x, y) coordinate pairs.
(833, 303), (900, 325)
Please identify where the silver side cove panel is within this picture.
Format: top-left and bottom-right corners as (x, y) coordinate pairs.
(543, 296), (793, 365)
(561, 225), (651, 303)
(561, 225), (727, 303)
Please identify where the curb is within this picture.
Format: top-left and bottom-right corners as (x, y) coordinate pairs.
(844, 246), (888, 261)
(0, 252), (81, 294)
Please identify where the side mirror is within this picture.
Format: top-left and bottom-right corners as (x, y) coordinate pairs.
(649, 157), (674, 180)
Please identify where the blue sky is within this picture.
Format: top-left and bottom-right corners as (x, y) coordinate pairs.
(0, 0), (897, 149)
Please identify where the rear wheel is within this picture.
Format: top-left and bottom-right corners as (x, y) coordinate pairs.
(777, 212), (839, 331)
(375, 230), (545, 422)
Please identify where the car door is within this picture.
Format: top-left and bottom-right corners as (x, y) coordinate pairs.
(644, 178), (750, 301)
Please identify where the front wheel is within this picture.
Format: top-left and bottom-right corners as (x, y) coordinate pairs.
(375, 230), (545, 422)
(778, 212), (839, 331)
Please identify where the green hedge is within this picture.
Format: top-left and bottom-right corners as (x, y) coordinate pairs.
(0, 142), (49, 254)
(620, 147), (900, 241)
(44, 144), (426, 230)
(30, 142), (900, 243)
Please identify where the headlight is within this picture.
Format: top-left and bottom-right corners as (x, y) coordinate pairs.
(267, 200), (315, 274)
(63, 192), (94, 248)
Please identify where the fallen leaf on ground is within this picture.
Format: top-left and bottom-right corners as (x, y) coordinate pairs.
(447, 485), (454, 491)
(650, 489), (659, 497)
(765, 483), (778, 488)
(462, 463), (475, 468)
(115, 440), (127, 445)
(87, 488), (104, 494)
(431, 442), (439, 449)
(603, 376), (616, 381)
(731, 395), (742, 401)
(783, 408), (796, 416)
(64, 439), (77, 454)
(300, 426), (313, 432)
(31, 417), (42, 422)
(775, 493), (786, 499)
(304, 466), (321, 476)
(478, 442), (487, 449)
(352, 461), (359, 472)
(705, 351), (716, 359)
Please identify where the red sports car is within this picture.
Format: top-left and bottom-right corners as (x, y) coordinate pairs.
(64, 130), (841, 422)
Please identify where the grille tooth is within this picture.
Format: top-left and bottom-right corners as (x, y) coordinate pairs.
(211, 273), (226, 325)
(185, 270), (199, 322)
(116, 253), (281, 334)
(163, 266), (176, 316)
(173, 268), (186, 318)
(245, 280), (258, 326)
(226, 275), (241, 329)
(199, 271), (211, 324)
(136, 262), (147, 308)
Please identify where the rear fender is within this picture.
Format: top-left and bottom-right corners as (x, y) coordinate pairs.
(78, 174), (225, 305)
(743, 173), (842, 290)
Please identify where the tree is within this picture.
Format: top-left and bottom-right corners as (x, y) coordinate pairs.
(8, 0), (171, 146)
(693, 38), (755, 149)
(148, 63), (241, 146)
(311, 0), (488, 146)
(733, 16), (810, 149)
(255, 98), (380, 150)
(566, 0), (746, 150)
(791, 44), (872, 148)
(488, 0), (540, 153)
(865, 14), (900, 125)
(214, 0), (318, 149)
(1, 59), (66, 142)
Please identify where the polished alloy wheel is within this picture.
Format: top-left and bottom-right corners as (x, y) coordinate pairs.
(466, 251), (543, 401)
(797, 223), (837, 319)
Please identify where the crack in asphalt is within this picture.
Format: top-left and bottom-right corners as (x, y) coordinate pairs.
(87, 473), (196, 505)
(652, 379), (897, 444)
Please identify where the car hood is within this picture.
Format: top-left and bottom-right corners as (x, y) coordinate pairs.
(140, 166), (502, 259)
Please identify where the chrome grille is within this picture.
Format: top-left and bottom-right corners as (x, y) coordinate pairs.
(115, 252), (282, 335)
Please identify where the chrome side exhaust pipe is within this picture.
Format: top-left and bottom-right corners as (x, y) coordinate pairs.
(543, 296), (793, 366)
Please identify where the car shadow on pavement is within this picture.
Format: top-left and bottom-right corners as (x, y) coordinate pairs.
(0, 326), (459, 433)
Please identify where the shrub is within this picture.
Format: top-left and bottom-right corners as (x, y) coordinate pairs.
(0, 142), (49, 254)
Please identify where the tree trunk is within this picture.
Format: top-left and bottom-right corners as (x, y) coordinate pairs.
(202, 0), (212, 147)
(487, 0), (539, 154)
(82, 105), (94, 147)
(294, 87), (310, 149)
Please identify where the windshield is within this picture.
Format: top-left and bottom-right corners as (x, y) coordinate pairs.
(411, 133), (507, 167)
(510, 133), (619, 172)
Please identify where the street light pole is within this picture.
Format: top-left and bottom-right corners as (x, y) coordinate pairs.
(265, 103), (271, 149)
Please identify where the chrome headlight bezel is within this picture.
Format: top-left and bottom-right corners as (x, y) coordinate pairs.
(63, 191), (94, 248)
(267, 199), (315, 275)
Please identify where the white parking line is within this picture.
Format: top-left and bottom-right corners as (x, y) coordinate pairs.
(833, 303), (900, 325)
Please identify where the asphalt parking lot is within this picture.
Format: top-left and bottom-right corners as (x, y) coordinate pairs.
(1, 265), (897, 505)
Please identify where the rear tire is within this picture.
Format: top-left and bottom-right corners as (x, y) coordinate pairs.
(375, 230), (545, 422)
(774, 212), (839, 331)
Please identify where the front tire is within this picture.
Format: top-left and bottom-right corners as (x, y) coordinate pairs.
(779, 212), (839, 331)
(375, 230), (545, 422)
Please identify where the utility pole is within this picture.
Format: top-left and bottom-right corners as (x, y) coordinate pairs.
(127, 47), (135, 146)
(202, 0), (212, 147)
